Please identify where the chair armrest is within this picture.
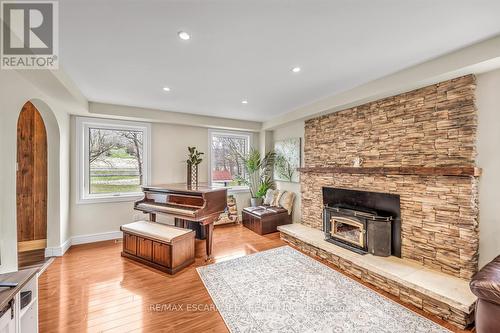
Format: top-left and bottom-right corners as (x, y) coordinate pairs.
(470, 255), (500, 306)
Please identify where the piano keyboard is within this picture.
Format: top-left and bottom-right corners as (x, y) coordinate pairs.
(136, 203), (197, 217)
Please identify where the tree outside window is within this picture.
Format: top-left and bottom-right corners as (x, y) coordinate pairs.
(88, 128), (144, 194)
(77, 117), (150, 203)
(210, 132), (250, 187)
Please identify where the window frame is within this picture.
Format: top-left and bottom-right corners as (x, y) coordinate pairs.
(208, 129), (252, 192)
(76, 116), (151, 204)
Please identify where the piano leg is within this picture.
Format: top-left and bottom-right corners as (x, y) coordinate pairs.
(175, 218), (188, 228)
(204, 222), (214, 260)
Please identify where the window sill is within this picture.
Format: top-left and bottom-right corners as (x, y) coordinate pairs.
(226, 186), (250, 194)
(77, 193), (143, 205)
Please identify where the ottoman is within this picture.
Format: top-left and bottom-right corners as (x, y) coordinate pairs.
(120, 221), (195, 274)
(242, 206), (292, 235)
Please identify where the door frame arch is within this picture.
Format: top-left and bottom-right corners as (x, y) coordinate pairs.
(16, 99), (62, 261)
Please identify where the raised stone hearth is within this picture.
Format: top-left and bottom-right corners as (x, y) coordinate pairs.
(278, 224), (476, 329)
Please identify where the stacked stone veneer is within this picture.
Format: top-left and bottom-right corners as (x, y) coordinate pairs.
(301, 75), (479, 279)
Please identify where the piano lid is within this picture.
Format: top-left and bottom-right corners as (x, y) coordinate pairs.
(141, 183), (227, 194)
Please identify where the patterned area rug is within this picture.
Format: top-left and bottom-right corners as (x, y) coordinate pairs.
(197, 246), (450, 333)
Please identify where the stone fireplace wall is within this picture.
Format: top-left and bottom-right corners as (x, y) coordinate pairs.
(301, 75), (479, 279)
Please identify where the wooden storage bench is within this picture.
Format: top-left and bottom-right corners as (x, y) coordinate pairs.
(120, 221), (195, 274)
(242, 206), (292, 235)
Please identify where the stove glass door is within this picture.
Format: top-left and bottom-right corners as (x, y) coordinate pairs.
(330, 216), (365, 248)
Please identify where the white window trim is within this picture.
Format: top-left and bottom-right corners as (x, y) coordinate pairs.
(208, 129), (253, 192)
(76, 116), (151, 204)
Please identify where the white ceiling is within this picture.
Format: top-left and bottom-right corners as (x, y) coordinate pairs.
(60, 0), (500, 122)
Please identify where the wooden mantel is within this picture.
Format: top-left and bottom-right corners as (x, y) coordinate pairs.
(297, 166), (482, 177)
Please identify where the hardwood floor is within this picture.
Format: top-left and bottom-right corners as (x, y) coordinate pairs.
(38, 224), (472, 333)
(38, 224), (284, 332)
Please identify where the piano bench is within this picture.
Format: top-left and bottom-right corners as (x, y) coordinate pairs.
(120, 221), (195, 274)
(242, 206), (292, 235)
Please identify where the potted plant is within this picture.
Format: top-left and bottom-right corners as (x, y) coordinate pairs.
(235, 148), (275, 206)
(187, 146), (203, 187)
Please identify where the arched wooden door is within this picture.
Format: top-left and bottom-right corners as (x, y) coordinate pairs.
(17, 101), (48, 268)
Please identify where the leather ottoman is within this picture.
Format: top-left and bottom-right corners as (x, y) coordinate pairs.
(242, 206), (292, 235)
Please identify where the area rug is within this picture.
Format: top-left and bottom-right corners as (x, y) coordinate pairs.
(197, 246), (450, 333)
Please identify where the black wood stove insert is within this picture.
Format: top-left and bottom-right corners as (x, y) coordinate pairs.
(322, 187), (401, 257)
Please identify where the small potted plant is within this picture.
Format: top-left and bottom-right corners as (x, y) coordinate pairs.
(187, 146), (203, 187)
(235, 148), (275, 206)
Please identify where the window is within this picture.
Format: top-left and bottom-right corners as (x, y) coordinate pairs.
(209, 130), (251, 189)
(76, 117), (150, 203)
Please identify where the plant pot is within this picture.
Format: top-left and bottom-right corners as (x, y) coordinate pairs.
(187, 162), (198, 187)
(250, 197), (263, 207)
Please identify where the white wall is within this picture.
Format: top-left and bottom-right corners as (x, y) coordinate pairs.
(476, 68), (500, 268)
(272, 120), (305, 223)
(70, 119), (256, 238)
(0, 70), (83, 273)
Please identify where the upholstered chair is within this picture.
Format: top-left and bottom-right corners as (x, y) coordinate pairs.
(470, 255), (500, 333)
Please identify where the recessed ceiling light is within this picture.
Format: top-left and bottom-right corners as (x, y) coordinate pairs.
(178, 31), (191, 40)
(291, 66), (301, 73)
(241, 100), (248, 104)
(163, 87), (171, 92)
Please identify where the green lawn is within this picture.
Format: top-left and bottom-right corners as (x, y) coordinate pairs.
(109, 148), (135, 159)
(90, 174), (141, 194)
(91, 175), (138, 181)
(90, 183), (141, 194)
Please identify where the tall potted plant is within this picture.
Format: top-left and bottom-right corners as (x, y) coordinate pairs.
(187, 146), (203, 187)
(235, 148), (275, 206)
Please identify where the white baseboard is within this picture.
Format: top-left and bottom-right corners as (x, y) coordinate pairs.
(45, 238), (71, 257)
(45, 231), (123, 257)
(71, 231), (123, 245)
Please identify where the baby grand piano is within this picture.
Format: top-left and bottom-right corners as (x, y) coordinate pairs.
(134, 183), (227, 259)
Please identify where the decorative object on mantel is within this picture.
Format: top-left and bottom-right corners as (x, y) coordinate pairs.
(274, 137), (301, 183)
(297, 166), (482, 177)
(234, 148), (275, 206)
(197, 246), (449, 333)
(352, 156), (363, 167)
(186, 146), (203, 187)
